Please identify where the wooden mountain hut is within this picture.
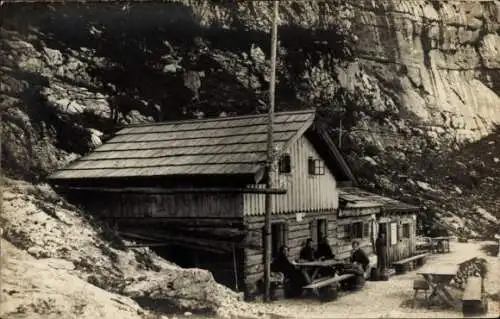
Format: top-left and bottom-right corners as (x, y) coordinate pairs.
(338, 187), (420, 265)
(47, 109), (359, 298)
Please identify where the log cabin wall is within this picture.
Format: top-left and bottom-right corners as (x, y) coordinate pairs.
(242, 210), (337, 295)
(378, 212), (417, 264)
(336, 208), (379, 261)
(243, 136), (339, 215)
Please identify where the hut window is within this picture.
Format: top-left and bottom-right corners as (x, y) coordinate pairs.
(278, 154), (291, 174)
(348, 222), (364, 239)
(402, 223), (411, 238)
(308, 157), (325, 175)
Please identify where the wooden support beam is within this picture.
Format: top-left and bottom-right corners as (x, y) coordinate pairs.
(125, 242), (171, 248)
(118, 231), (232, 254)
(110, 216), (245, 228)
(118, 229), (253, 249)
(55, 185), (287, 195)
(119, 227), (247, 241)
(124, 242), (226, 254)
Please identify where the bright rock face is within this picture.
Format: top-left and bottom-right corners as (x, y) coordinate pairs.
(348, 0), (500, 140)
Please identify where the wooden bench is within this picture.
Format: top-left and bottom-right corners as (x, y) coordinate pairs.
(462, 277), (488, 315)
(393, 253), (429, 274)
(303, 274), (355, 301)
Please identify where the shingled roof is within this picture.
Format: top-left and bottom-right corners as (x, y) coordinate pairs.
(48, 109), (356, 182)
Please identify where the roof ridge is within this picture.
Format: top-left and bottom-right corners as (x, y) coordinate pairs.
(119, 108), (316, 129)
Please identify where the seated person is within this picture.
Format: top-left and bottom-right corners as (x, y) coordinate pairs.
(316, 236), (335, 260)
(350, 240), (370, 272)
(299, 238), (316, 261)
(271, 245), (307, 298)
(339, 241), (369, 291)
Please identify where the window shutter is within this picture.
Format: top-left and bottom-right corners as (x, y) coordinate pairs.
(344, 224), (351, 239)
(261, 225), (266, 251)
(309, 220), (317, 243)
(363, 223), (369, 238)
(283, 222), (289, 245)
(279, 155), (291, 173)
(308, 157), (315, 175)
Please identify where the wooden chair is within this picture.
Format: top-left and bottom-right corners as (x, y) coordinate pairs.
(413, 279), (430, 308)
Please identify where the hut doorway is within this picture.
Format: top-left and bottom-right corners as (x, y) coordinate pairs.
(317, 218), (327, 241)
(271, 222), (287, 258)
(378, 222), (388, 244)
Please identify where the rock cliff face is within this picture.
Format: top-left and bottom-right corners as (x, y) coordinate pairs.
(1, 1), (499, 317)
(1, 0), (499, 239)
(178, 0), (500, 140)
(349, 0), (500, 140)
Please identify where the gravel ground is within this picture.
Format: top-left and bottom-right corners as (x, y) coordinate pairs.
(250, 241), (499, 319)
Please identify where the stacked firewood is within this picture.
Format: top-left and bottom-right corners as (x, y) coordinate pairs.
(451, 257), (488, 289)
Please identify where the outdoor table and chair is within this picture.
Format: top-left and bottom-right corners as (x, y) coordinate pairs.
(430, 236), (452, 254)
(294, 259), (355, 301)
(416, 264), (461, 310)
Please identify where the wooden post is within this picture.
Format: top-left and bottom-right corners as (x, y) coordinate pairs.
(0, 112), (3, 228)
(232, 243), (239, 291)
(264, 0), (279, 303)
(338, 119), (342, 149)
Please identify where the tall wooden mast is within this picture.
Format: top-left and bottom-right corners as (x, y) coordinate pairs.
(263, 0), (279, 302)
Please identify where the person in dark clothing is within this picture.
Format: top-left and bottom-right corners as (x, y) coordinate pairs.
(342, 241), (369, 291)
(271, 246), (296, 276)
(299, 238), (316, 261)
(375, 232), (388, 271)
(316, 236), (335, 260)
(271, 245), (306, 298)
(350, 240), (370, 272)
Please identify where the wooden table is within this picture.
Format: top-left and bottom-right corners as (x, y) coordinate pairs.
(430, 236), (452, 253)
(417, 264), (460, 310)
(295, 259), (344, 296)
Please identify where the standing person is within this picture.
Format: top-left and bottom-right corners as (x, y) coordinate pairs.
(316, 236), (335, 260)
(375, 232), (388, 271)
(299, 238), (316, 261)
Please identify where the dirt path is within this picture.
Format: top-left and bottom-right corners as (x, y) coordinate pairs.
(251, 241), (499, 319)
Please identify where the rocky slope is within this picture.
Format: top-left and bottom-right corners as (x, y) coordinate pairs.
(1, 239), (151, 319)
(0, 0), (499, 317)
(0, 178), (257, 319)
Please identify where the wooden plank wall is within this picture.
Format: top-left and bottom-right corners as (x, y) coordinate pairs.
(243, 210), (337, 291)
(335, 212), (417, 263)
(384, 213), (417, 263)
(86, 192), (244, 218)
(243, 136), (339, 215)
(336, 215), (375, 261)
